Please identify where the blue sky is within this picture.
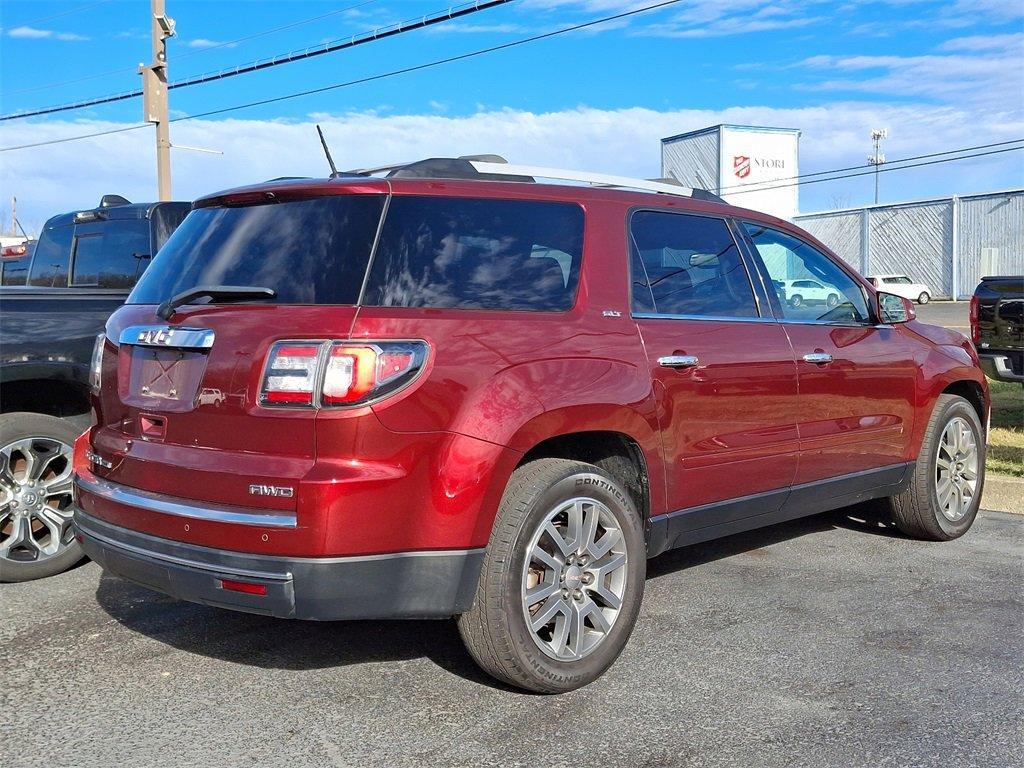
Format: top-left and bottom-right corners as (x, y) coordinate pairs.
(1, 0), (1022, 231)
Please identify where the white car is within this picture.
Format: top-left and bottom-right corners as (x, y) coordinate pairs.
(868, 274), (932, 304)
(779, 278), (843, 308)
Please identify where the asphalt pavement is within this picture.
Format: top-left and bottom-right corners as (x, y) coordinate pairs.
(3, 506), (1022, 768)
(915, 300), (970, 332)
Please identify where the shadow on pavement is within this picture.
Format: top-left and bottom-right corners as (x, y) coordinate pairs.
(93, 501), (904, 685)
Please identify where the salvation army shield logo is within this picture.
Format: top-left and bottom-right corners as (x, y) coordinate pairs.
(733, 155), (751, 179)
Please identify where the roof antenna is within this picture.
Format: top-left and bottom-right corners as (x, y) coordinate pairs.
(316, 124), (340, 178)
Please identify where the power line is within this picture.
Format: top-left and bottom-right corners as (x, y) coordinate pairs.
(4, 0), (112, 28)
(4, 0), (382, 97)
(726, 146), (1024, 195)
(0, 0), (516, 121)
(717, 138), (1024, 193)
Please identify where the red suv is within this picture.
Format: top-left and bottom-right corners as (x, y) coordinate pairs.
(73, 158), (989, 692)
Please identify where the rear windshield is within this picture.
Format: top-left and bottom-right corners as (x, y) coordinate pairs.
(129, 196), (386, 305)
(363, 196), (584, 311)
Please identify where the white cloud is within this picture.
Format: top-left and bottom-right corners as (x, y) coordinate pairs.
(2, 103), (1021, 232)
(939, 31), (1024, 51)
(6, 25), (89, 41)
(186, 38), (238, 49)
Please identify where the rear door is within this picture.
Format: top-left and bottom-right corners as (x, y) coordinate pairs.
(740, 222), (918, 485)
(93, 191), (387, 510)
(630, 210), (800, 523)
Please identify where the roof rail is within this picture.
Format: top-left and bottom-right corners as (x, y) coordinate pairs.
(343, 155), (724, 202)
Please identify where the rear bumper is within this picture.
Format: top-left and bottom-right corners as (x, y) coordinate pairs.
(74, 509), (485, 620)
(979, 352), (1023, 382)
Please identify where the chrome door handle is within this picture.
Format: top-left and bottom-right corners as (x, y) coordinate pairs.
(802, 352), (833, 364)
(658, 355), (700, 369)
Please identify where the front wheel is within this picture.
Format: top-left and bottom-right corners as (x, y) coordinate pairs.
(789, 294), (803, 308)
(882, 394), (985, 540)
(457, 458), (645, 693)
(918, 292), (930, 304)
(0, 413), (84, 582)
(826, 293), (839, 308)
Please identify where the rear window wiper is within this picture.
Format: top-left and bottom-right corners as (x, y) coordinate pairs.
(156, 285), (277, 320)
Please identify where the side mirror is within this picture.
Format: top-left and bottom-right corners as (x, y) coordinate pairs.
(878, 291), (916, 324)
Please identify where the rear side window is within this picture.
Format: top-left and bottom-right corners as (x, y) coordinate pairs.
(28, 224), (74, 287)
(630, 211), (758, 318)
(71, 219), (152, 288)
(129, 196), (386, 305)
(363, 196), (584, 311)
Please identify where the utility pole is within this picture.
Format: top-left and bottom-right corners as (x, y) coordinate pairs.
(140, 0), (175, 201)
(868, 128), (887, 205)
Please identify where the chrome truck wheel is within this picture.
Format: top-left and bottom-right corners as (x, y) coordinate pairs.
(934, 416), (980, 522)
(0, 413), (85, 582)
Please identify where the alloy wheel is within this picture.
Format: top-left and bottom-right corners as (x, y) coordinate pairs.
(934, 416), (979, 522)
(520, 497), (628, 661)
(0, 437), (76, 563)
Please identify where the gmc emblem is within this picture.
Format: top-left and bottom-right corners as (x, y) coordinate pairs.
(249, 484), (294, 498)
(137, 328), (172, 345)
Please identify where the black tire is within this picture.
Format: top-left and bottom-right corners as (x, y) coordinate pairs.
(457, 458), (646, 693)
(0, 412), (85, 583)
(883, 395), (985, 541)
(826, 293), (839, 308)
(918, 292), (930, 304)
(790, 294), (803, 308)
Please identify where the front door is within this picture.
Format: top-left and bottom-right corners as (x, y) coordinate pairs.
(741, 222), (918, 485)
(629, 210), (800, 522)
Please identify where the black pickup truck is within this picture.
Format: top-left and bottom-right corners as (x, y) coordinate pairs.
(0, 195), (189, 582)
(971, 276), (1024, 383)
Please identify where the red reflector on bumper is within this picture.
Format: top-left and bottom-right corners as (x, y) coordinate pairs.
(220, 579), (267, 596)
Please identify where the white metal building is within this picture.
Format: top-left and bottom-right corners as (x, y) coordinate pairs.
(794, 189), (1024, 300)
(661, 124), (801, 219)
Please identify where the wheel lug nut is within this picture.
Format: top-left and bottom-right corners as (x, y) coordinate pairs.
(582, 573), (594, 585)
(561, 588), (570, 598)
(572, 589), (583, 601)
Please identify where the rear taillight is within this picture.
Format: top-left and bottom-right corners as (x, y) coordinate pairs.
(89, 333), (105, 393)
(260, 343), (322, 406)
(969, 295), (980, 345)
(260, 340), (428, 408)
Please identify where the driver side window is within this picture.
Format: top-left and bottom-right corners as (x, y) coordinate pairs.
(742, 222), (870, 325)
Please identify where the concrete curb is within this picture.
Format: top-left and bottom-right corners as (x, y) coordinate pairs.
(983, 474), (1023, 514)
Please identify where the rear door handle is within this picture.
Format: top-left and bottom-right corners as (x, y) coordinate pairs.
(802, 352), (833, 364)
(658, 355), (700, 369)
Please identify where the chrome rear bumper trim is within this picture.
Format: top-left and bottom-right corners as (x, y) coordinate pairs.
(75, 474), (298, 528)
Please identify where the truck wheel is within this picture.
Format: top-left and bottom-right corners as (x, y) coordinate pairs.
(883, 395), (985, 541)
(0, 413), (84, 582)
(918, 292), (930, 304)
(457, 458), (645, 693)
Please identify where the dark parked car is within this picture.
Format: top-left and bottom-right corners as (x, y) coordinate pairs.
(73, 159), (988, 692)
(971, 275), (1023, 383)
(0, 195), (189, 582)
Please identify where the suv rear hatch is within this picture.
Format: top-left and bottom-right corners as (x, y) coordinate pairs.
(89, 183), (388, 515)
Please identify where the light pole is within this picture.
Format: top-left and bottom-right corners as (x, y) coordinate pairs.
(140, 0), (175, 201)
(868, 128), (887, 205)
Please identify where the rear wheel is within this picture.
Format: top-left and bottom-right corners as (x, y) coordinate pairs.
(0, 413), (83, 582)
(883, 395), (984, 541)
(918, 292), (930, 304)
(457, 458), (645, 693)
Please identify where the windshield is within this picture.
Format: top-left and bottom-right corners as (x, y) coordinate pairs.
(129, 195), (386, 306)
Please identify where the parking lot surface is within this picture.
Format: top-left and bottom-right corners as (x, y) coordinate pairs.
(3, 506), (1021, 768)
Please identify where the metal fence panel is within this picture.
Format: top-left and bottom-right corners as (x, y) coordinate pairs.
(795, 212), (863, 271)
(957, 192), (1024, 298)
(867, 201), (953, 298)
